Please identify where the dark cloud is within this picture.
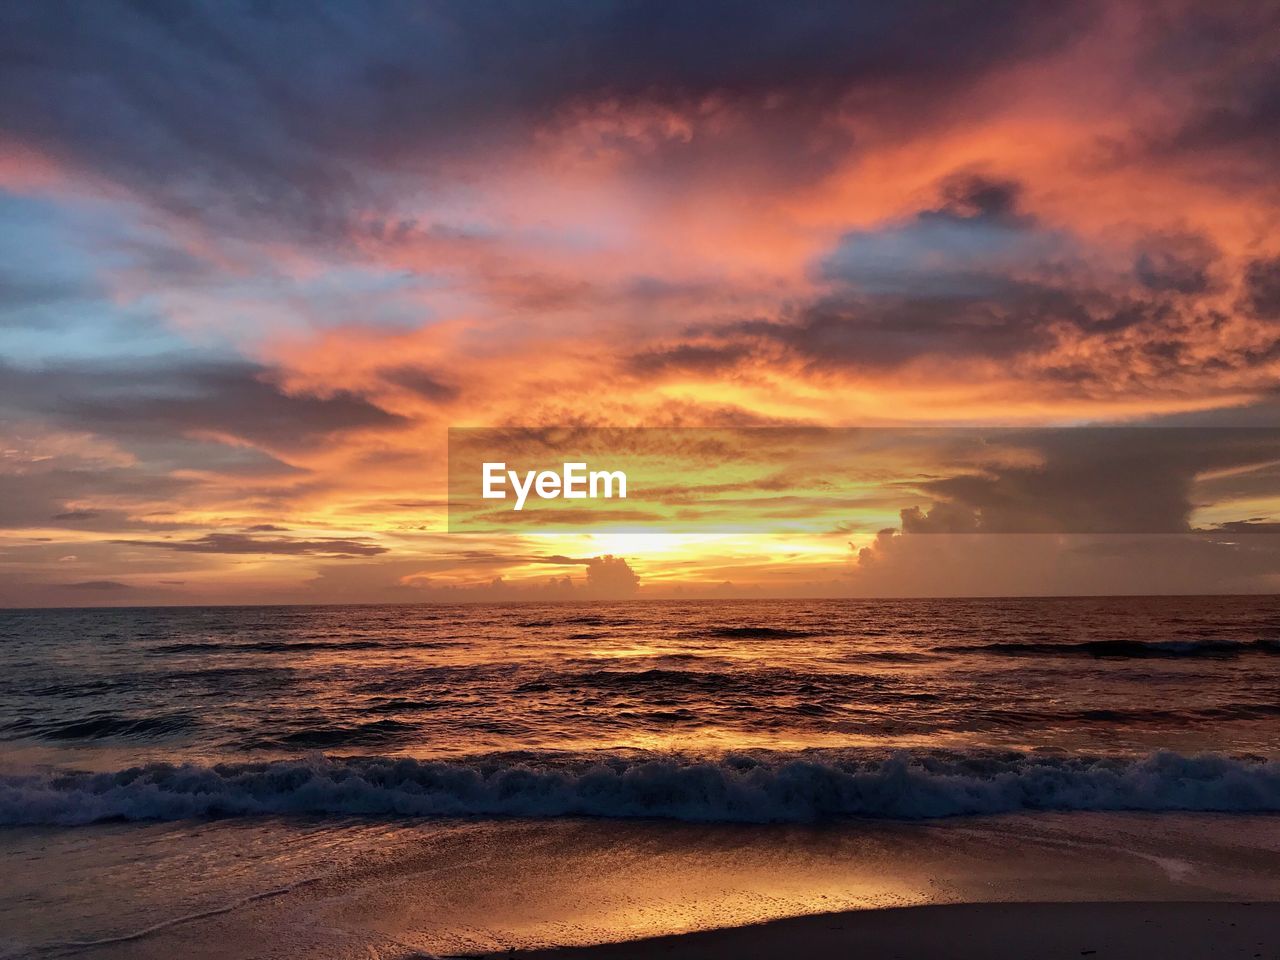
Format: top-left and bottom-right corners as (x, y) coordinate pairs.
(1134, 231), (1219, 295)
(900, 502), (980, 534)
(851, 422), (1280, 593)
(63, 580), (132, 591)
(888, 427), (1280, 535)
(1242, 257), (1280, 320)
(932, 173), (1032, 227)
(1140, 5), (1280, 172)
(0, 466), (192, 532)
(819, 173), (1048, 298)
(50, 509), (101, 522)
(732, 292), (1060, 369)
(0, 357), (406, 450)
(379, 365), (459, 402)
(677, 173), (1092, 370)
(1213, 520), (1280, 534)
(635, 277), (1257, 382)
(112, 533), (388, 557)
(625, 344), (751, 376)
(0, 1), (1095, 239)
(637, 166), (1276, 379)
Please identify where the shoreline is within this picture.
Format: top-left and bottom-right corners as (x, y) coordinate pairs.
(507, 901), (1280, 960)
(7, 812), (1280, 958)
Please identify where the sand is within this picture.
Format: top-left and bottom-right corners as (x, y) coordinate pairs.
(511, 901), (1280, 960)
(5, 813), (1279, 958)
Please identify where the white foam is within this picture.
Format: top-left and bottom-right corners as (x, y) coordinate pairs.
(3, 751), (1279, 826)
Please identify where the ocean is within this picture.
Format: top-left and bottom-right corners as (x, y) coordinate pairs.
(3, 596), (1280, 825)
(5, 596), (1280, 957)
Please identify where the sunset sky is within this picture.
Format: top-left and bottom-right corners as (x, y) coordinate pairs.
(3, 0), (1280, 605)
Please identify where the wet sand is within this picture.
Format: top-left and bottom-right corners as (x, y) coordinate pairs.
(4, 812), (1279, 958)
(513, 901), (1280, 960)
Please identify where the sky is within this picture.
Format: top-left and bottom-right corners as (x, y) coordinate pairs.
(2, 0), (1280, 605)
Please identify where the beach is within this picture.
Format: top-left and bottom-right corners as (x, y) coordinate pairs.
(5, 811), (1279, 958)
(3, 599), (1280, 958)
(8, 2), (1280, 954)
(516, 902), (1280, 960)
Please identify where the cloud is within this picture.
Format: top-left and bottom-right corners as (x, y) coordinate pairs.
(111, 533), (389, 558)
(5, 3), (1280, 603)
(627, 157), (1280, 388)
(0, 465), (193, 532)
(50, 509), (101, 522)
(819, 173), (1050, 298)
(887, 427), (1280, 535)
(0, 1), (1094, 239)
(534, 552), (639, 596)
(379, 365), (459, 402)
(1134, 230), (1220, 295)
(719, 195), (1082, 368)
(1243, 257), (1280, 320)
(395, 553), (640, 601)
(624, 344), (752, 376)
(583, 554), (640, 598)
(0, 357), (406, 451)
(1212, 520), (1280, 534)
(1136, 4), (1280, 177)
(853, 530), (1280, 597)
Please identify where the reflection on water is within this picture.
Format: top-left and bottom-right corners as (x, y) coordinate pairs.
(3, 596), (1279, 770)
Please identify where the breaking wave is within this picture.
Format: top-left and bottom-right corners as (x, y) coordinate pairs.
(4, 750), (1280, 826)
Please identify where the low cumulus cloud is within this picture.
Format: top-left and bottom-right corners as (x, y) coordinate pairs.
(539, 554), (641, 598)
(390, 553), (641, 602)
(849, 421), (1280, 594)
(853, 529), (1280, 597)
(865, 427), (1280, 536)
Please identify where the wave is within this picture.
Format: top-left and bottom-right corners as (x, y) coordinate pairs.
(518, 616), (638, 628)
(152, 639), (452, 654)
(847, 650), (942, 664)
(704, 626), (815, 639)
(4, 750), (1280, 826)
(243, 719), (418, 750)
(518, 667), (872, 697)
(6, 711), (200, 741)
(29, 679), (123, 699)
(934, 638), (1280, 659)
